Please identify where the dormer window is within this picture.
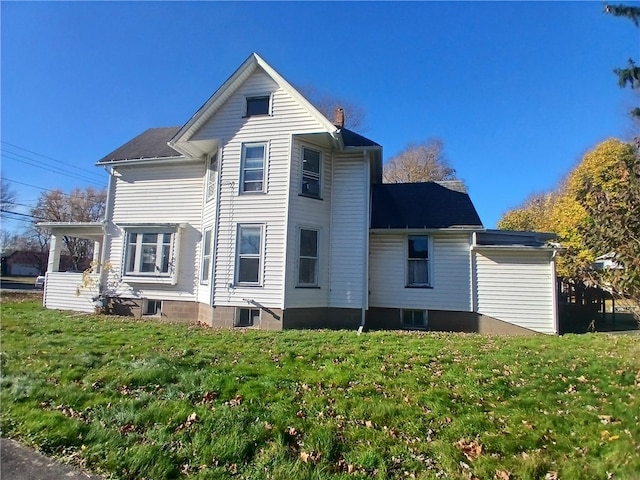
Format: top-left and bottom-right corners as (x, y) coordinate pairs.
(245, 95), (270, 116)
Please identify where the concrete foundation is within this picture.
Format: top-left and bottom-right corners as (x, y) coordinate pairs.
(104, 297), (537, 334)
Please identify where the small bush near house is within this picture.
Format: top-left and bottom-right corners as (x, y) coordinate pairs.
(1, 296), (639, 480)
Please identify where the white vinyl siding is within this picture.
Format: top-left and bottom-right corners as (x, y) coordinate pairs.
(369, 233), (472, 311)
(474, 249), (557, 334)
(329, 155), (368, 308)
(191, 69), (331, 142)
(284, 139), (332, 308)
(43, 272), (98, 313)
(190, 69), (329, 309)
(106, 161), (202, 301)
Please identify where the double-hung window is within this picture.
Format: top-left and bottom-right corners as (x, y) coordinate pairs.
(298, 228), (319, 286)
(125, 231), (173, 276)
(301, 147), (321, 198)
(407, 235), (430, 286)
(206, 152), (217, 202)
(236, 225), (263, 285)
(241, 143), (266, 193)
(201, 228), (212, 284)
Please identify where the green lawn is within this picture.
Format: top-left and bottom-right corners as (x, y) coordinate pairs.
(1, 294), (639, 480)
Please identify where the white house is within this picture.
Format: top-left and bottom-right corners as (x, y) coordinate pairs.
(40, 53), (558, 334)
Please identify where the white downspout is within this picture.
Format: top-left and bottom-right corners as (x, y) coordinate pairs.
(210, 144), (224, 307)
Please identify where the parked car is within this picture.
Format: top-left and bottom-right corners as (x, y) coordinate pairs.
(34, 275), (45, 289)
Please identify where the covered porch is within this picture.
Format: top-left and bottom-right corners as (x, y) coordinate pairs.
(38, 222), (106, 313)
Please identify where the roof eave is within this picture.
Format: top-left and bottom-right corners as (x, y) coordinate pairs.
(95, 155), (189, 167)
(370, 226), (484, 233)
(471, 245), (557, 252)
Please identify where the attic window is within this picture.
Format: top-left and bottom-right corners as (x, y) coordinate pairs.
(246, 96), (270, 116)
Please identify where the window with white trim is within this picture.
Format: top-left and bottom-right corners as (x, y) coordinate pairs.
(245, 95), (270, 116)
(298, 228), (319, 286)
(240, 143), (266, 193)
(125, 231), (174, 276)
(301, 146), (321, 198)
(201, 228), (212, 284)
(407, 235), (430, 286)
(206, 152), (217, 202)
(236, 224), (263, 285)
(401, 309), (427, 329)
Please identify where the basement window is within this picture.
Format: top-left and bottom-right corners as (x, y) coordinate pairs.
(144, 299), (162, 316)
(235, 307), (260, 327)
(401, 309), (427, 329)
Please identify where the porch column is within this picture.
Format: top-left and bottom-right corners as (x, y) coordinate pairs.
(47, 234), (62, 272)
(92, 241), (101, 270)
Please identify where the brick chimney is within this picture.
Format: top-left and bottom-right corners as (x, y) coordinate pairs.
(334, 107), (345, 129)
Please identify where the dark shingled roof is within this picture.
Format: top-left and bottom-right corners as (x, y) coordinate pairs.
(340, 128), (380, 148)
(371, 182), (483, 229)
(97, 127), (183, 164)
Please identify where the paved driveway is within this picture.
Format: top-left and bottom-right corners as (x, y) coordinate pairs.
(0, 438), (103, 480)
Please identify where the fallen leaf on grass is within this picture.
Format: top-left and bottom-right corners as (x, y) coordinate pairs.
(544, 472), (558, 480)
(522, 420), (534, 430)
(118, 422), (139, 435)
(175, 412), (198, 431)
(454, 439), (483, 461)
(200, 391), (218, 405)
(225, 395), (243, 407)
(598, 415), (614, 424)
(495, 470), (512, 480)
(300, 451), (321, 463)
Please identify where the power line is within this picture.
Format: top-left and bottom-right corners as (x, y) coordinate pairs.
(0, 209), (49, 222)
(1, 213), (34, 224)
(1, 152), (105, 186)
(3, 178), (106, 198)
(1, 147), (105, 182)
(0, 141), (105, 180)
(3, 178), (63, 193)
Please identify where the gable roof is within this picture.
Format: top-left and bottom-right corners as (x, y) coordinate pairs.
(97, 127), (183, 164)
(169, 52), (340, 158)
(370, 182), (483, 230)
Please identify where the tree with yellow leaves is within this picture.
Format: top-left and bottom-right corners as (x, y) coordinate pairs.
(498, 138), (640, 314)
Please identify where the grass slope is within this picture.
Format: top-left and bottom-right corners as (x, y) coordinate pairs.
(1, 295), (639, 479)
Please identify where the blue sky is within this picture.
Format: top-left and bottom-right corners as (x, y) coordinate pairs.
(1, 1), (638, 234)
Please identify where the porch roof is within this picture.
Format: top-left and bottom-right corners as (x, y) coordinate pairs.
(37, 222), (105, 242)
